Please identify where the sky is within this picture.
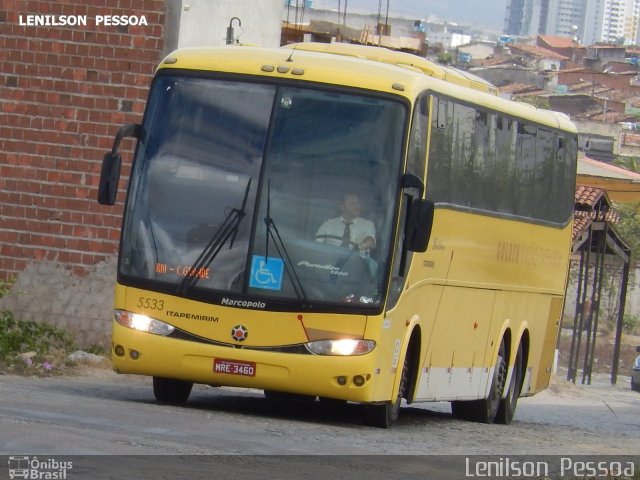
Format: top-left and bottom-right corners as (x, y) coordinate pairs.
(312, 0), (509, 31)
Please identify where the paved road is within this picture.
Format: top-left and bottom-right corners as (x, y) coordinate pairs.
(0, 370), (638, 478)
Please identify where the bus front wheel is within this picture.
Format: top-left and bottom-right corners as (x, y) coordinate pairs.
(363, 352), (410, 428)
(153, 376), (193, 405)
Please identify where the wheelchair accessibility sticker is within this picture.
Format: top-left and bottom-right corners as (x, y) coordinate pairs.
(249, 255), (284, 291)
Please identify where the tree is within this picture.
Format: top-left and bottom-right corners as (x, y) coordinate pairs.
(614, 201), (640, 264)
(437, 52), (452, 65)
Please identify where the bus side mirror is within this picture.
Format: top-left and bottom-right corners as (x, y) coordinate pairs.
(97, 152), (122, 206)
(401, 172), (424, 198)
(405, 199), (434, 252)
(98, 123), (141, 206)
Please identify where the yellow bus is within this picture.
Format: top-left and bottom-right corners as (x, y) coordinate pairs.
(98, 42), (577, 428)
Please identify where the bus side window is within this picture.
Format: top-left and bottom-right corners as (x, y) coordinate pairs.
(436, 98), (448, 130)
(387, 94), (430, 309)
(407, 94), (429, 182)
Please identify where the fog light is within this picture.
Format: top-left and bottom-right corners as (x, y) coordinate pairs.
(114, 345), (125, 357)
(337, 376), (347, 386)
(353, 375), (365, 386)
(129, 350), (140, 360)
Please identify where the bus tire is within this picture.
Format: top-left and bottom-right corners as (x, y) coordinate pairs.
(153, 376), (193, 405)
(451, 339), (507, 423)
(495, 343), (523, 425)
(363, 351), (410, 428)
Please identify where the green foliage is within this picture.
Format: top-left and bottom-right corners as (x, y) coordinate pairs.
(623, 313), (639, 334)
(614, 201), (640, 263)
(437, 52), (452, 65)
(0, 277), (15, 298)
(0, 311), (76, 364)
(613, 156), (640, 173)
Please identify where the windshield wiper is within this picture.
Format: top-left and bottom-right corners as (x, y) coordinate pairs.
(177, 179), (251, 295)
(264, 180), (308, 304)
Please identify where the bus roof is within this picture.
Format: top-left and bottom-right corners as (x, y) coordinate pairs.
(158, 44), (575, 133)
(158, 44), (424, 96)
(283, 42), (499, 96)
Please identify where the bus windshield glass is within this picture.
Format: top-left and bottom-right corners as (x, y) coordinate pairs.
(119, 73), (406, 310)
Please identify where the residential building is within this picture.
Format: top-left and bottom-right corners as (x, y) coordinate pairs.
(428, 25), (471, 49)
(505, 0), (640, 45)
(510, 42), (568, 70)
(545, 0), (584, 39)
(457, 43), (496, 64)
(504, 0), (548, 36)
(583, 0), (626, 45)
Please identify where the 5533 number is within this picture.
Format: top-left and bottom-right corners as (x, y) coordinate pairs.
(136, 297), (164, 311)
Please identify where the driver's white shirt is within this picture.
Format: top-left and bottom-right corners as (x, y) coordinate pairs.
(315, 215), (375, 251)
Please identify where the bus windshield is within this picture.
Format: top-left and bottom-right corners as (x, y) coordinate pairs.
(119, 73), (406, 310)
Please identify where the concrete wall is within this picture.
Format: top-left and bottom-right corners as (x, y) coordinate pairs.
(0, 258), (117, 347)
(178, 0), (283, 48)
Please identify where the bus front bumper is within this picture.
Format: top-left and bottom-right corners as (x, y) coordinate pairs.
(111, 322), (382, 403)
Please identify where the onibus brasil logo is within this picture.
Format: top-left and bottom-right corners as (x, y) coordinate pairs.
(8, 456), (73, 479)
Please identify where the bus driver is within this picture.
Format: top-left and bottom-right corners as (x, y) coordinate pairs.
(315, 192), (376, 253)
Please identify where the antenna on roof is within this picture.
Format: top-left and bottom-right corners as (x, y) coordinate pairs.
(287, 44), (297, 62)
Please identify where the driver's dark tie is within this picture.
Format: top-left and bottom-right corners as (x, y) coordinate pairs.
(341, 221), (352, 248)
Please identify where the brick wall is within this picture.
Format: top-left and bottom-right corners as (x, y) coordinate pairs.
(558, 70), (640, 94)
(0, 0), (166, 280)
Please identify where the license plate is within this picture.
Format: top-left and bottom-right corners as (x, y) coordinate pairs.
(213, 358), (256, 377)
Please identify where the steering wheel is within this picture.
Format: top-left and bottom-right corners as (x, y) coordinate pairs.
(314, 234), (359, 249)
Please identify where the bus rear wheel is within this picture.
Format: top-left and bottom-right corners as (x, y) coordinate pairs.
(495, 344), (523, 425)
(153, 376), (193, 405)
(451, 340), (507, 423)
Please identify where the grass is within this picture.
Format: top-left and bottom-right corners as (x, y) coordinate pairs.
(0, 310), (78, 375)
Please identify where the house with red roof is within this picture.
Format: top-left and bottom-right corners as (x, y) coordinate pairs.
(536, 35), (585, 61)
(577, 154), (640, 203)
(509, 43), (569, 71)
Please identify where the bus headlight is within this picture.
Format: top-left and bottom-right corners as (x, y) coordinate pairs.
(305, 339), (376, 356)
(114, 310), (175, 336)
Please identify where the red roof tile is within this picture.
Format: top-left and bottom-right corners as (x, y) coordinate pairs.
(510, 44), (569, 60)
(572, 215), (592, 241)
(574, 184), (619, 223)
(575, 184), (605, 207)
(498, 82), (541, 94)
(538, 35), (577, 49)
